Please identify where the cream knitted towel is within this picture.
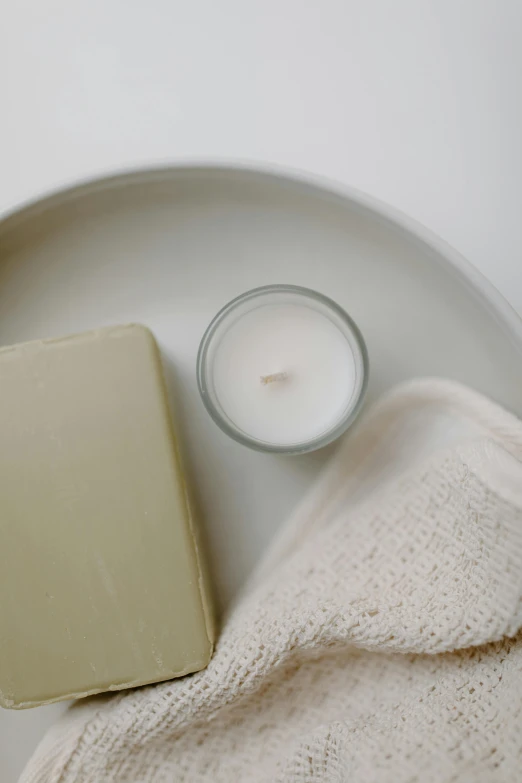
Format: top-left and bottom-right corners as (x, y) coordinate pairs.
(21, 379), (522, 783)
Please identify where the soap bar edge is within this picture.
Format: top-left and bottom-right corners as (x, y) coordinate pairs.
(0, 659), (209, 710)
(147, 327), (217, 652)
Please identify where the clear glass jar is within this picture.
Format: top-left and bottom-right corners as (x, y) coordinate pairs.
(197, 285), (369, 454)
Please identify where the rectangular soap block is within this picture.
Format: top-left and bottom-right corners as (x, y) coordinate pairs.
(0, 324), (214, 709)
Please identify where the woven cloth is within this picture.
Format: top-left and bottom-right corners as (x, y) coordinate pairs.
(21, 379), (522, 782)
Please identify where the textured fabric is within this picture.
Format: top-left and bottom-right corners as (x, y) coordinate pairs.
(21, 379), (522, 783)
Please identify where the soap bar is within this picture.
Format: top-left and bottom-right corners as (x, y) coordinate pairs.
(0, 324), (214, 709)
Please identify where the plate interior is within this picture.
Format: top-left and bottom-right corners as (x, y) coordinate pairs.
(1, 167), (521, 608)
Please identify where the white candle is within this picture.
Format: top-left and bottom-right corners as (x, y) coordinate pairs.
(198, 286), (368, 453)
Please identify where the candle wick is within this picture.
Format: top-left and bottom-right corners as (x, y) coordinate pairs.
(260, 371), (289, 386)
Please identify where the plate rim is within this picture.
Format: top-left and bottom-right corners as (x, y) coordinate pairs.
(1, 159), (521, 353)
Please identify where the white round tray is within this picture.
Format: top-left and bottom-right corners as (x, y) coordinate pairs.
(1, 164), (521, 609)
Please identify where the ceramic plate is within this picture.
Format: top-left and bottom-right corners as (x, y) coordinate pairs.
(1, 164), (522, 607)
(2, 163), (522, 781)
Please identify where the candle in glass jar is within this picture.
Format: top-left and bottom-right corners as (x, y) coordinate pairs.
(197, 286), (368, 454)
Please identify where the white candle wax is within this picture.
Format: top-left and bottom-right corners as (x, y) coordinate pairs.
(211, 303), (358, 446)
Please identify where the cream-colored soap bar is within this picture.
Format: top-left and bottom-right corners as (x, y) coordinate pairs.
(0, 324), (214, 709)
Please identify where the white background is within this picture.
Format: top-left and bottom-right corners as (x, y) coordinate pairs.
(1, 1), (521, 780)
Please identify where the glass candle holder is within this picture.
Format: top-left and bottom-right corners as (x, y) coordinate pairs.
(197, 285), (369, 454)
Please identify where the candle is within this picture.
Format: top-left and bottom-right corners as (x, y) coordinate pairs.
(197, 286), (368, 453)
